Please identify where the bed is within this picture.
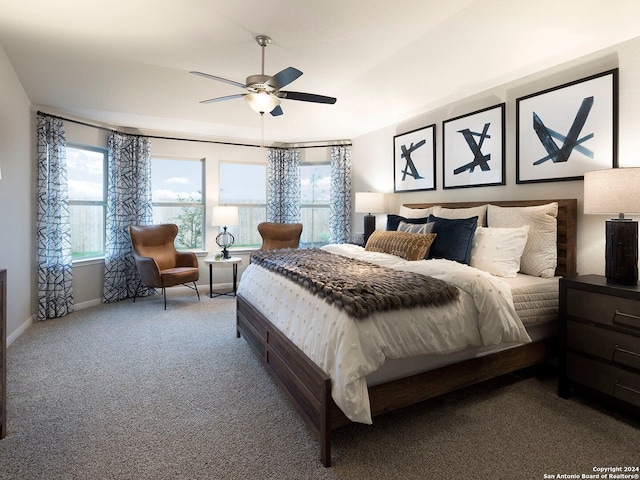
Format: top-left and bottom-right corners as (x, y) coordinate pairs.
(236, 199), (577, 466)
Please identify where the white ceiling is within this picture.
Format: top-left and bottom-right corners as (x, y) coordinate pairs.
(2, 0), (640, 145)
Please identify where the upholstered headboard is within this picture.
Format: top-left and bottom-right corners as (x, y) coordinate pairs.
(402, 199), (578, 278)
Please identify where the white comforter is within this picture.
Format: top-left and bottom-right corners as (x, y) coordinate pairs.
(237, 244), (530, 424)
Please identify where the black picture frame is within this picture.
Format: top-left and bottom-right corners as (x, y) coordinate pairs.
(393, 124), (436, 192)
(516, 68), (618, 184)
(442, 103), (505, 189)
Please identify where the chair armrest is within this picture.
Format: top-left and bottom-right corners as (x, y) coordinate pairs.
(133, 255), (161, 287)
(175, 251), (198, 268)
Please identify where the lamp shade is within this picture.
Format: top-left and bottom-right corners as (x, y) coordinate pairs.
(355, 192), (384, 214)
(245, 92), (281, 114)
(584, 168), (640, 216)
(211, 206), (239, 227)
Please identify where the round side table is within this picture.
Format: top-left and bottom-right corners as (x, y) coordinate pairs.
(204, 256), (242, 298)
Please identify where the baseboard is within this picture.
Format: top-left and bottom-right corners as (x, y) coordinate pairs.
(75, 298), (104, 310)
(7, 314), (34, 347)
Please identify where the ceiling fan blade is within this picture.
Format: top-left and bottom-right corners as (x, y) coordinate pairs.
(270, 105), (284, 117)
(266, 67), (303, 90)
(199, 93), (247, 104)
(190, 71), (246, 89)
(279, 91), (337, 104)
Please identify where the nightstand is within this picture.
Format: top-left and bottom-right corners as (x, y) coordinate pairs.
(559, 274), (640, 411)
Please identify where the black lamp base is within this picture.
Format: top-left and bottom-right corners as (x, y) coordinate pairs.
(363, 214), (376, 246)
(605, 219), (638, 285)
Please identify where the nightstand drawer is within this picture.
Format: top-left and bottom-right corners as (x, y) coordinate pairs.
(567, 353), (640, 408)
(566, 289), (640, 331)
(567, 321), (640, 371)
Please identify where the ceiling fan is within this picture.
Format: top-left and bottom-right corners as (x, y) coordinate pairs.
(190, 35), (337, 117)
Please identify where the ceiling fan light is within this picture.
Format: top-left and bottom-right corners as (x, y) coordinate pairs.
(245, 92), (280, 114)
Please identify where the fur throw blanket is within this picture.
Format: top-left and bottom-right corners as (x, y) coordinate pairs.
(250, 248), (459, 319)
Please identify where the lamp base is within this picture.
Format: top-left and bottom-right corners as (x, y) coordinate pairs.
(216, 227), (234, 260)
(605, 219), (638, 285)
(363, 214), (376, 246)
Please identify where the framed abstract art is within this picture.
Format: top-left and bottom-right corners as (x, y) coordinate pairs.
(442, 103), (505, 189)
(516, 69), (618, 183)
(393, 124), (436, 192)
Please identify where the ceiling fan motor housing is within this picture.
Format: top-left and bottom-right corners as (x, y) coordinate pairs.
(246, 74), (276, 93)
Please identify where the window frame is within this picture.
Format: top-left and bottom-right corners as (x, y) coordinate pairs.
(67, 143), (108, 262)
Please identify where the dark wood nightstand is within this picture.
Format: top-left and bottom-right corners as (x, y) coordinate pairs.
(559, 274), (640, 411)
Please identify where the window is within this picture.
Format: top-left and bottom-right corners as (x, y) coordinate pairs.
(300, 163), (331, 247)
(68, 145), (107, 260)
(219, 162), (266, 248)
(218, 161), (331, 249)
(151, 158), (205, 250)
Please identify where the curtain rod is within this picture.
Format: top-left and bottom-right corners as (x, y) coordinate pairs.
(37, 110), (116, 134)
(286, 142), (352, 149)
(37, 110), (352, 150)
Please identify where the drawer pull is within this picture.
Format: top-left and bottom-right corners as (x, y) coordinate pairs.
(614, 381), (640, 397)
(612, 310), (640, 331)
(612, 345), (640, 363)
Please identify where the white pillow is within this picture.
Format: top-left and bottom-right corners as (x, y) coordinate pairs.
(433, 204), (488, 227)
(399, 205), (437, 219)
(487, 202), (558, 278)
(470, 226), (530, 277)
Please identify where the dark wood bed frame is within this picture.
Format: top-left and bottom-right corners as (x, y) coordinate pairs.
(236, 199), (578, 466)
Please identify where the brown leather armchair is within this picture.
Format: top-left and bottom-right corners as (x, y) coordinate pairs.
(257, 222), (303, 250)
(129, 224), (200, 309)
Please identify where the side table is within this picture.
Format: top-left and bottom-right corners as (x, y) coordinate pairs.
(204, 256), (242, 298)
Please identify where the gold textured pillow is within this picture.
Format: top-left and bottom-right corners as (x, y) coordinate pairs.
(365, 230), (437, 261)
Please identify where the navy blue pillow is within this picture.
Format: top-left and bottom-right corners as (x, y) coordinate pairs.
(386, 214), (430, 231)
(427, 215), (478, 264)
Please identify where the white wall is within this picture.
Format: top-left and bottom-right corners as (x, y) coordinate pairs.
(352, 36), (640, 277)
(0, 44), (34, 342)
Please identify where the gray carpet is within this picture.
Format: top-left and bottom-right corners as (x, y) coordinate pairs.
(1, 293), (639, 479)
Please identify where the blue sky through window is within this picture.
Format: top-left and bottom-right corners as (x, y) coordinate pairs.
(219, 163), (266, 204)
(152, 158), (202, 202)
(67, 147), (104, 201)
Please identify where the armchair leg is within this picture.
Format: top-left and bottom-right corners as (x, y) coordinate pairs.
(133, 279), (142, 303)
(153, 283), (199, 310)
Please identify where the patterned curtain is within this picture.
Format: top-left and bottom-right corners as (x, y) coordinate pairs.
(329, 145), (352, 243)
(36, 114), (74, 320)
(267, 148), (301, 223)
(103, 132), (153, 303)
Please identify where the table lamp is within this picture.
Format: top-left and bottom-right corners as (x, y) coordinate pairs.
(212, 206), (239, 259)
(355, 192), (384, 245)
(584, 168), (640, 285)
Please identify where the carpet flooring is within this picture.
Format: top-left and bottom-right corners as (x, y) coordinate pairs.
(1, 293), (639, 479)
